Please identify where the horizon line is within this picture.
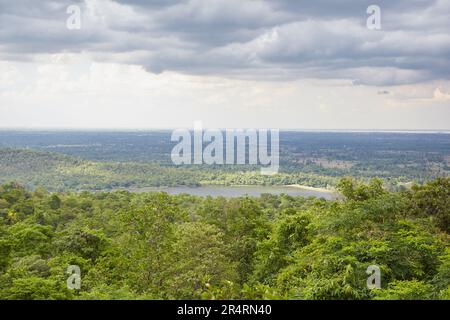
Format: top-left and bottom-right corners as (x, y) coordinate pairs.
(0, 127), (449, 134)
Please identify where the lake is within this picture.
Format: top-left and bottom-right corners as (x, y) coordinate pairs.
(127, 185), (338, 199)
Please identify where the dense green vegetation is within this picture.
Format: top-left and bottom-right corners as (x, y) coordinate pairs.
(0, 131), (448, 191)
(0, 148), (200, 190)
(0, 148), (337, 190)
(0, 178), (448, 300)
(0, 131), (448, 300)
(0, 145), (447, 191)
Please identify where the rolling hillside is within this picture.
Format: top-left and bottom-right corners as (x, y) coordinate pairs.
(0, 148), (201, 191)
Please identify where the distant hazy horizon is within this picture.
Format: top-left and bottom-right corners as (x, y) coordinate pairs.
(1, 127), (450, 134)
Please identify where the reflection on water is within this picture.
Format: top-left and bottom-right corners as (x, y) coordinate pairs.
(127, 185), (338, 199)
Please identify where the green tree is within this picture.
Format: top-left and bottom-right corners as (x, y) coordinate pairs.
(167, 222), (237, 299)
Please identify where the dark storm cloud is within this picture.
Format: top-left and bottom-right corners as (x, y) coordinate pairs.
(0, 0), (449, 85)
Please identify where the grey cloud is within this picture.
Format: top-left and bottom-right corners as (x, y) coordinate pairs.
(0, 0), (449, 86)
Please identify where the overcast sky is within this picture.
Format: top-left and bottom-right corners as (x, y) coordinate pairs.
(0, 0), (449, 129)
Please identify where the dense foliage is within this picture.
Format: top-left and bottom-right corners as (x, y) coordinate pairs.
(0, 178), (448, 300)
(0, 148), (338, 191)
(0, 131), (448, 191)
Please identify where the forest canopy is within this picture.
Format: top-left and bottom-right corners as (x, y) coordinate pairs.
(0, 177), (448, 300)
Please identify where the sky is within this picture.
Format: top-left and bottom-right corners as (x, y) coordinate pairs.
(0, 0), (449, 130)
